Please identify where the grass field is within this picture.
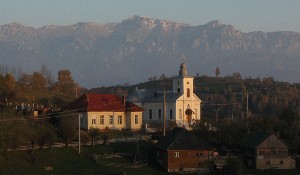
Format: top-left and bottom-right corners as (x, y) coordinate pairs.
(0, 142), (299, 175)
(0, 142), (168, 175)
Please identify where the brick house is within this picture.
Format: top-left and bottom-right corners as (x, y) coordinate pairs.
(241, 132), (295, 169)
(155, 127), (213, 172)
(63, 94), (144, 131)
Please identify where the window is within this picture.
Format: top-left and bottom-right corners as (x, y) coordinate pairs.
(187, 82), (189, 84)
(100, 115), (104, 125)
(109, 115), (113, 125)
(118, 115), (122, 125)
(92, 118), (96, 125)
(179, 109), (182, 119)
(170, 109), (173, 119)
(177, 88), (180, 93)
(187, 88), (190, 97)
(177, 81), (179, 84)
(158, 109), (162, 119)
(134, 115), (139, 124)
(149, 109), (152, 119)
(175, 152), (180, 158)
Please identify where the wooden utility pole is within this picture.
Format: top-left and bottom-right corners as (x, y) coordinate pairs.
(163, 90), (166, 136)
(78, 113), (81, 154)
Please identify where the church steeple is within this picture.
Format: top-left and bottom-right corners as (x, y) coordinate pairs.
(179, 62), (188, 77)
(173, 59), (194, 98)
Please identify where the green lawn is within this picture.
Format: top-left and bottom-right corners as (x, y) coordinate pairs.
(0, 143), (299, 175)
(0, 143), (168, 175)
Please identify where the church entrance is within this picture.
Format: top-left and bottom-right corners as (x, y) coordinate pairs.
(185, 109), (194, 124)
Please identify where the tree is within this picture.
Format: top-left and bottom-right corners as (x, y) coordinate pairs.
(59, 116), (77, 147)
(88, 127), (101, 145)
(40, 64), (54, 87)
(55, 70), (76, 95)
(31, 72), (46, 88)
(37, 123), (56, 149)
(215, 67), (220, 77)
(4, 73), (16, 93)
(19, 73), (31, 86)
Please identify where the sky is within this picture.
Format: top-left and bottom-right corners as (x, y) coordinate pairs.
(0, 0), (300, 32)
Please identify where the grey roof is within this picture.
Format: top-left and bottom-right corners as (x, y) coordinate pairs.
(240, 132), (287, 149)
(155, 127), (212, 151)
(128, 88), (183, 103)
(143, 92), (182, 103)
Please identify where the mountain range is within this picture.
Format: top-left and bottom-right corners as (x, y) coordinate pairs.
(1, 15), (300, 88)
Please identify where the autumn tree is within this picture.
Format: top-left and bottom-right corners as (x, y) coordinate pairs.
(4, 74), (16, 93)
(88, 127), (101, 145)
(31, 72), (46, 88)
(59, 116), (77, 147)
(55, 70), (76, 95)
(19, 73), (31, 86)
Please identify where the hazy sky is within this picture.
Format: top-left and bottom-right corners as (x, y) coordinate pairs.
(1, 0), (300, 32)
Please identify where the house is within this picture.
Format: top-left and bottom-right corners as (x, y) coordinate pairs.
(155, 127), (213, 172)
(241, 132), (295, 169)
(130, 62), (201, 129)
(63, 94), (144, 131)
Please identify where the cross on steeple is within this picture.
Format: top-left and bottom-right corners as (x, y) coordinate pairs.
(181, 54), (186, 63)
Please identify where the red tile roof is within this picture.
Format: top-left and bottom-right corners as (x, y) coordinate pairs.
(126, 102), (144, 112)
(64, 94), (143, 112)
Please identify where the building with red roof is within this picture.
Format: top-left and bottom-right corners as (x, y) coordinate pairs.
(64, 94), (144, 130)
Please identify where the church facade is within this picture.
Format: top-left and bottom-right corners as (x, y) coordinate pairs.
(141, 63), (201, 128)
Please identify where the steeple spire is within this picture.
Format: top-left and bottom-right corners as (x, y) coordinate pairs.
(179, 54), (188, 77)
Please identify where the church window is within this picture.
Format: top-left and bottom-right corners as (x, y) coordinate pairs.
(179, 109), (182, 119)
(170, 109), (173, 119)
(149, 109), (152, 119)
(187, 88), (190, 97)
(158, 109), (162, 119)
(134, 115), (139, 124)
(177, 88), (180, 93)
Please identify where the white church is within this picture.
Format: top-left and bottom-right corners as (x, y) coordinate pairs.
(131, 62), (201, 129)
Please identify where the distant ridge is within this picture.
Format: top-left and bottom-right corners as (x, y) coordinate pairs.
(0, 16), (299, 88)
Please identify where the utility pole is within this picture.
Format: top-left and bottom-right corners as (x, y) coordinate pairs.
(246, 91), (249, 119)
(163, 90), (166, 136)
(78, 113), (81, 154)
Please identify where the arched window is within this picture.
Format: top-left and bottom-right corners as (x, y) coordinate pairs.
(170, 109), (173, 119)
(179, 109), (182, 119)
(149, 109), (152, 119)
(187, 88), (190, 97)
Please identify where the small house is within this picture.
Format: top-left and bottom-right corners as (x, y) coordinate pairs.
(241, 132), (295, 169)
(155, 127), (212, 172)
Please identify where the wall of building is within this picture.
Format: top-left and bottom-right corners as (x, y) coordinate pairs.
(86, 111), (126, 130)
(256, 157), (296, 169)
(167, 150), (210, 172)
(126, 112), (142, 130)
